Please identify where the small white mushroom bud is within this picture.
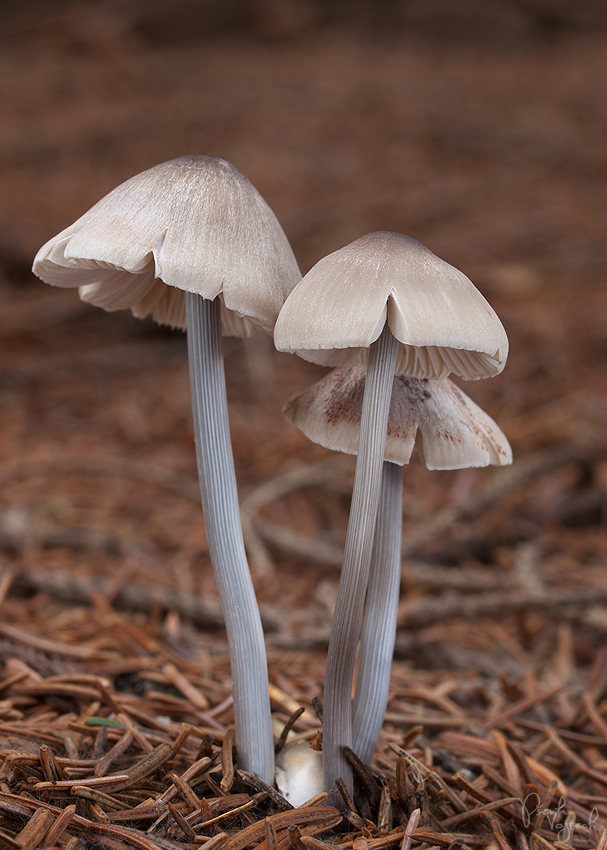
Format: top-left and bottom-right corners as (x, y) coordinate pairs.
(275, 742), (324, 807)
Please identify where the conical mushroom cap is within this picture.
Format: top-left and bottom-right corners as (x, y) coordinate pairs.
(33, 155), (301, 336)
(274, 231), (508, 379)
(283, 363), (512, 470)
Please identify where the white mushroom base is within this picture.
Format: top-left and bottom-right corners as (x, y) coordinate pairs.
(275, 742), (324, 807)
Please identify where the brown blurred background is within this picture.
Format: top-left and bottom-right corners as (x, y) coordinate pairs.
(1, 0), (606, 671)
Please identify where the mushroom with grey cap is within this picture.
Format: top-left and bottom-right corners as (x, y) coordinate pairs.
(274, 231), (508, 795)
(33, 154), (302, 784)
(284, 363), (512, 765)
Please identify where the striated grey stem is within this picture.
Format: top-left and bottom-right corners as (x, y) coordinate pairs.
(186, 292), (274, 784)
(323, 324), (399, 799)
(352, 460), (403, 765)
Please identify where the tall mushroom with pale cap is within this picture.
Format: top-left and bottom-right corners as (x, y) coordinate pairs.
(283, 364), (512, 769)
(33, 154), (302, 784)
(274, 231), (508, 796)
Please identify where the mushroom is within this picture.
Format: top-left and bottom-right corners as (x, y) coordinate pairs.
(282, 364), (512, 470)
(33, 154), (302, 784)
(274, 231), (508, 795)
(283, 364), (512, 764)
(275, 741), (324, 807)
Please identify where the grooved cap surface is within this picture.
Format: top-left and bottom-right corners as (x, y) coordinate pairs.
(274, 231), (508, 379)
(33, 155), (301, 335)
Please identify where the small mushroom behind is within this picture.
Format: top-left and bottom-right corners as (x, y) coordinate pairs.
(33, 155), (302, 785)
(283, 363), (512, 471)
(283, 364), (511, 766)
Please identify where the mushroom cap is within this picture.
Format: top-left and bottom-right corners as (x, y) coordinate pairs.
(275, 742), (324, 807)
(283, 363), (512, 470)
(32, 155), (301, 336)
(274, 231), (508, 379)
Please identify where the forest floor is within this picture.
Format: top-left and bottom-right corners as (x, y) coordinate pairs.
(1, 4), (607, 847)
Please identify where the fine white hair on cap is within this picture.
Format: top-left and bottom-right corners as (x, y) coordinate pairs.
(33, 155), (301, 336)
(283, 363), (512, 470)
(274, 231), (508, 380)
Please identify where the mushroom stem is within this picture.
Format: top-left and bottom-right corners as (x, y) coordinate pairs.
(323, 324), (398, 798)
(352, 460), (403, 765)
(186, 292), (274, 784)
